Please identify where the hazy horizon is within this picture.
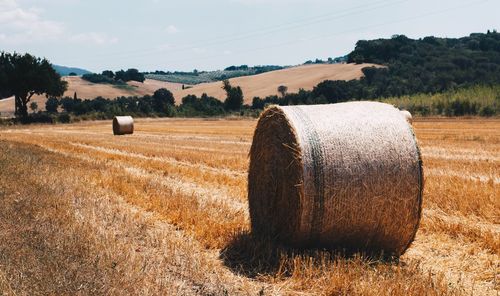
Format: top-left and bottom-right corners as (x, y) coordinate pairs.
(1, 0), (498, 72)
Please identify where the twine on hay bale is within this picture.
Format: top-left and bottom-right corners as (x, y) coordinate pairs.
(113, 116), (134, 135)
(248, 101), (423, 256)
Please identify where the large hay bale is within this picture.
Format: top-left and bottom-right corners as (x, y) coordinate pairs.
(248, 102), (423, 256)
(113, 116), (134, 135)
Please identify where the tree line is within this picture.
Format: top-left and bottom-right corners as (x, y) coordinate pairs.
(22, 80), (246, 123)
(345, 31), (500, 97)
(251, 31), (500, 115)
(81, 69), (145, 84)
(2, 31), (499, 123)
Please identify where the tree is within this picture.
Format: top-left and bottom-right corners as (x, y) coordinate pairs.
(45, 97), (59, 113)
(222, 80), (243, 111)
(60, 96), (81, 113)
(138, 95), (153, 113)
(0, 52), (67, 119)
(0, 52), (13, 98)
(114, 70), (126, 82)
(114, 68), (145, 83)
(277, 85), (288, 97)
(101, 70), (114, 79)
(152, 88), (175, 113)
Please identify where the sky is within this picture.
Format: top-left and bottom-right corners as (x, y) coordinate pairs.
(0, 0), (498, 72)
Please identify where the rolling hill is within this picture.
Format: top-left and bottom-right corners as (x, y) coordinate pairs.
(0, 63), (377, 116)
(52, 65), (92, 76)
(0, 77), (184, 116)
(172, 63), (379, 105)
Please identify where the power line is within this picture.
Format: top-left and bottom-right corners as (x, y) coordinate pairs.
(137, 0), (490, 68)
(66, 0), (410, 62)
(62, 0), (491, 69)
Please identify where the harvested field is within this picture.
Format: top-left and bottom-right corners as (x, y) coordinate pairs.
(0, 117), (498, 295)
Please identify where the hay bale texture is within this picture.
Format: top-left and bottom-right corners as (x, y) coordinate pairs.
(248, 101), (423, 256)
(113, 116), (134, 135)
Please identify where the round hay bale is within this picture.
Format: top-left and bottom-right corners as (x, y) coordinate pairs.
(248, 101), (423, 256)
(400, 110), (413, 124)
(113, 116), (134, 135)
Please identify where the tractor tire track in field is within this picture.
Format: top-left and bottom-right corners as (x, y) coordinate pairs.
(41, 145), (248, 215)
(426, 168), (500, 184)
(70, 142), (247, 177)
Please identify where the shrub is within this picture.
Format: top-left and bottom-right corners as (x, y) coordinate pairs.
(479, 105), (495, 116)
(57, 113), (71, 123)
(45, 97), (59, 113)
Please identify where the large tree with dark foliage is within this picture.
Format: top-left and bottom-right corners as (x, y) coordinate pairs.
(0, 52), (12, 98)
(152, 88), (175, 112)
(0, 52), (67, 119)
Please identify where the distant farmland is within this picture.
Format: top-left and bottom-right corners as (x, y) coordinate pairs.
(0, 77), (184, 116)
(0, 63), (379, 117)
(172, 63), (380, 104)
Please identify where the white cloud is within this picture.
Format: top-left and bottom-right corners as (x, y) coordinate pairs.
(0, 0), (65, 43)
(69, 32), (118, 45)
(0, 0), (117, 46)
(165, 25), (179, 34)
(0, 0), (16, 10)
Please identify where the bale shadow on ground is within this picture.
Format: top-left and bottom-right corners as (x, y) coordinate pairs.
(219, 231), (401, 279)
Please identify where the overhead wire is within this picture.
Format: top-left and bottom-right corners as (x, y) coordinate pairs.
(135, 0), (491, 69)
(66, 0), (410, 62)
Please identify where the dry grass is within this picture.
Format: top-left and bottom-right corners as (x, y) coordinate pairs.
(0, 117), (498, 295)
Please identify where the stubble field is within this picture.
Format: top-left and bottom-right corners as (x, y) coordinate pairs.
(0, 117), (498, 295)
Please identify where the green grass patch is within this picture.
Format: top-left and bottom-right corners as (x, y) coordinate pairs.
(381, 84), (500, 116)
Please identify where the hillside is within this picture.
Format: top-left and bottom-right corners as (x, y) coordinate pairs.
(0, 63), (377, 117)
(146, 65), (285, 85)
(171, 63), (379, 104)
(0, 77), (183, 116)
(344, 32), (500, 97)
(52, 65), (92, 76)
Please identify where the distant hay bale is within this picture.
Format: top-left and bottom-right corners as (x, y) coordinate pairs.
(112, 116), (134, 135)
(400, 110), (413, 124)
(248, 102), (423, 256)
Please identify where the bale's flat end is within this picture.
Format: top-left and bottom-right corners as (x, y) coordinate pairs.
(113, 116), (134, 135)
